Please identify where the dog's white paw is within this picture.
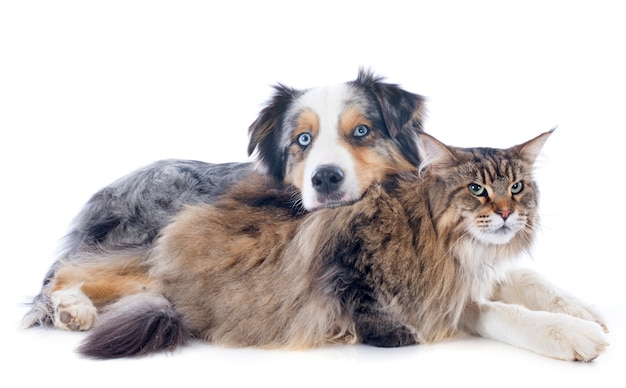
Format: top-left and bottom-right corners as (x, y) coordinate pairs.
(540, 314), (609, 362)
(51, 286), (98, 331)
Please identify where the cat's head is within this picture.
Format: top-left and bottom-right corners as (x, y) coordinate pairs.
(416, 130), (553, 258)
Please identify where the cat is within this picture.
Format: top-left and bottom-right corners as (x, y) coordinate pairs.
(77, 129), (609, 361)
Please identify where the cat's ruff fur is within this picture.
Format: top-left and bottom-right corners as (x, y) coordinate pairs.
(74, 130), (608, 361)
(22, 69), (427, 330)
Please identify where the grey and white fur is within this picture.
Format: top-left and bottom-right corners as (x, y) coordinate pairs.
(22, 69), (427, 329)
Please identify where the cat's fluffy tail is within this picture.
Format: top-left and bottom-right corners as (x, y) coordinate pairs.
(78, 293), (190, 359)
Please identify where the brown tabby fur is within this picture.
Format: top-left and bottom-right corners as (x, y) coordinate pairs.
(53, 128), (605, 360)
(143, 131), (547, 348)
(78, 129), (608, 360)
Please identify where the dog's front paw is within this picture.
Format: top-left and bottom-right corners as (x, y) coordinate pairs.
(543, 315), (609, 362)
(361, 326), (417, 348)
(51, 286), (98, 331)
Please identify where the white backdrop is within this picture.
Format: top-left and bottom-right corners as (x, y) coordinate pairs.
(1, 1), (624, 387)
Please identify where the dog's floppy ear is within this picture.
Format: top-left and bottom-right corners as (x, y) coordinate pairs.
(353, 68), (426, 138)
(248, 84), (303, 180)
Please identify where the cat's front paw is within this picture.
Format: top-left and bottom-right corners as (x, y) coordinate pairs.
(549, 294), (609, 333)
(541, 315), (609, 362)
(51, 286), (98, 331)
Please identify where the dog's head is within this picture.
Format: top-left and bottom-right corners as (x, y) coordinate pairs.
(248, 69), (426, 211)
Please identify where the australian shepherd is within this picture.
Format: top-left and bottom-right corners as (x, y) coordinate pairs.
(22, 69), (426, 331)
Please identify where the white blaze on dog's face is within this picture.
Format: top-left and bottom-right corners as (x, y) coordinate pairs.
(291, 84), (358, 210)
(283, 83), (403, 211)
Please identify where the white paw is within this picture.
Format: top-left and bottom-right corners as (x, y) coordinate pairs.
(540, 314), (609, 362)
(549, 294), (609, 333)
(51, 286), (98, 331)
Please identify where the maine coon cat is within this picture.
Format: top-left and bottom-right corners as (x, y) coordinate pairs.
(77, 130), (608, 361)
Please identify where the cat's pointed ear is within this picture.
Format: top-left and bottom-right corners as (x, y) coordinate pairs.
(516, 127), (556, 163)
(416, 133), (457, 175)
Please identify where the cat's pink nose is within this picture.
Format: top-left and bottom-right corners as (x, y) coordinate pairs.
(496, 209), (511, 220)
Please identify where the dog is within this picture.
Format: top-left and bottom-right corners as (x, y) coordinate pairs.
(22, 69), (427, 331)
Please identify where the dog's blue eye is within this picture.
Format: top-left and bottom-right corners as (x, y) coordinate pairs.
(353, 125), (369, 137)
(297, 133), (312, 147)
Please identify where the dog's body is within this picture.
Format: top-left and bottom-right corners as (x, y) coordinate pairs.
(22, 70), (427, 330)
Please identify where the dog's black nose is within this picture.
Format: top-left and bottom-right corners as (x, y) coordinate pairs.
(312, 165), (344, 195)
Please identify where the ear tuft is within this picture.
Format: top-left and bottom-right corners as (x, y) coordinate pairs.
(416, 133), (457, 175)
(516, 127), (555, 164)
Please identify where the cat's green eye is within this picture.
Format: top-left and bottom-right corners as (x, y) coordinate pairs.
(510, 181), (524, 194)
(468, 183), (487, 197)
